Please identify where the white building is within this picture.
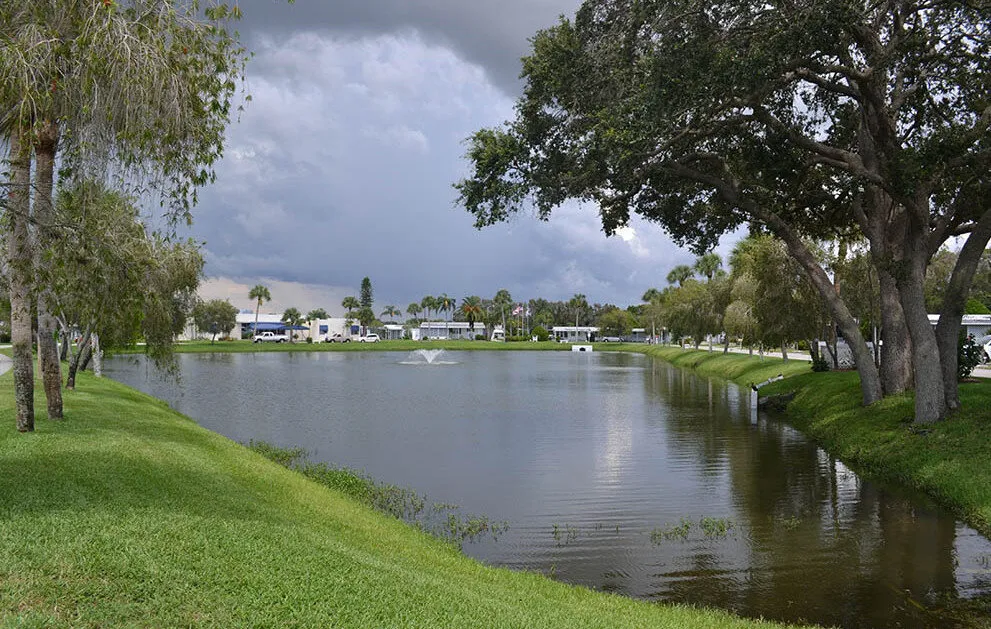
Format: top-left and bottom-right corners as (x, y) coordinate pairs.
(551, 326), (600, 342)
(412, 321), (486, 341)
(928, 314), (991, 339)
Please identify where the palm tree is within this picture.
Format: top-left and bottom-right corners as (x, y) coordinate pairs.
(306, 308), (328, 340)
(249, 285), (272, 338)
(568, 293), (588, 328)
(341, 296), (359, 330)
(642, 287), (662, 303)
(492, 289), (512, 330)
(694, 253), (722, 280)
(307, 308), (329, 322)
(281, 307), (303, 343)
(406, 302), (423, 322)
(421, 295), (436, 321)
(437, 294), (454, 321)
(380, 305), (400, 322)
(461, 296), (483, 333)
(666, 265), (694, 287)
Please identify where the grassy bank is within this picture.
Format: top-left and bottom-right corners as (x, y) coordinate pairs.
(0, 369), (799, 628)
(634, 345), (813, 387)
(643, 347), (991, 538)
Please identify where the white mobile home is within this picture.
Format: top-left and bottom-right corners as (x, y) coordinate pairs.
(415, 321), (486, 340)
(551, 326), (600, 343)
(928, 314), (991, 339)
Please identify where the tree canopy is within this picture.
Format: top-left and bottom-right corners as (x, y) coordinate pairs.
(456, 0), (991, 423)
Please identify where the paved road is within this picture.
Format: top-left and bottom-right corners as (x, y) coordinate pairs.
(0, 354), (11, 376)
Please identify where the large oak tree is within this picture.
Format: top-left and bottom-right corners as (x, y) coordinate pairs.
(457, 0), (991, 423)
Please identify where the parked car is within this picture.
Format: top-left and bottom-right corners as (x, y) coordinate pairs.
(325, 333), (350, 343)
(358, 333), (380, 343)
(600, 336), (624, 342)
(253, 331), (288, 343)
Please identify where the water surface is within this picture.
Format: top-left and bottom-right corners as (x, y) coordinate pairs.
(106, 350), (991, 628)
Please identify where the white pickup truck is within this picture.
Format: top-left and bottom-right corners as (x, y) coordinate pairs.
(252, 331), (289, 343)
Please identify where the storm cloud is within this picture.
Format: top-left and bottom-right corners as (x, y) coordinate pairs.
(188, 1), (720, 314)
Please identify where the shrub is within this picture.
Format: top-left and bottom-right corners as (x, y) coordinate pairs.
(475, 334), (486, 341)
(531, 325), (550, 341)
(305, 337), (313, 344)
(811, 355), (830, 372)
(959, 333), (984, 379)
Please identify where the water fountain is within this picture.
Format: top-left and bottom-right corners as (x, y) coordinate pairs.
(401, 349), (456, 365)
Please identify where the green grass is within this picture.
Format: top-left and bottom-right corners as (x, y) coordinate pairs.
(641, 346), (991, 538)
(630, 345), (813, 386)
(0, 368), (801, 628)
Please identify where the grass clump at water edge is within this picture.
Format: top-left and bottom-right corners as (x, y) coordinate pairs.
(247, 440), (508, 546)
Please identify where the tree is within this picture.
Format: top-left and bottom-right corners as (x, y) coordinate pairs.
(456, 0), (991, 422)
(567, 293), (588, 328)
(193, 299), (238, 343)
(694, 253), (722, 281)
(342, 296), (359, 321)
(641, 288), (662, 304)
(249, 285), (271, 338)
(50, 181), (203, 386)
(281, 307), (303, 343)
(492, 289), (512, 329)
(380, 305), (400, 321)
(437, 294), (455, 321)
(666, 265), (693, 287)
(420, 295), (436, 321)
(1, 0), (255, 430)
(597, 307), (634, 337)
(460, 296), (483, 332)
(360, 277), (373, 312)
(406, 302), (423, 321)
(307, 308), (329, 323)
(358, 277), (374, 334)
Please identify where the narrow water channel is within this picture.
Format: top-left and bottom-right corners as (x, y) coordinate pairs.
(105, 350), (991, 628)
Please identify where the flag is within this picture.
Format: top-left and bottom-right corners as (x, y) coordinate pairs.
(512, 305), (523, 316)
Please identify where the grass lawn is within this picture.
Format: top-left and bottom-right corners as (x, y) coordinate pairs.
(0, 368), (801, 628)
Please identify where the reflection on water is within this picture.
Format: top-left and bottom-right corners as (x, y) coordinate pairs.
(106, 351), (991, 629)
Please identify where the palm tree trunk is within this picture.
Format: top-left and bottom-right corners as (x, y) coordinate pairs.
(6, 128), (35, 432)
(34, 120), (63, 419)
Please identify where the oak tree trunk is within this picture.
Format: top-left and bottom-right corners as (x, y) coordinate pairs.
(6, 129), (35, 432)
(899, 231), (946, 424)
(878, 270), (913, 395)
(934, 210), (991, 411)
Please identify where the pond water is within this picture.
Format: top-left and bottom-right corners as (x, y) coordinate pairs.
(105, 350), (991, 628)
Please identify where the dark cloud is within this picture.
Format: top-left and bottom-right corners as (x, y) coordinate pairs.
(181, 7), (711, 312)
(238, 0), (579, 94)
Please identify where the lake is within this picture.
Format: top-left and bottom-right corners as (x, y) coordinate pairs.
(106, 349), (991, 628)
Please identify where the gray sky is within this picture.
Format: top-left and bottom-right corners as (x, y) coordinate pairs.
(190, 0), (739, 315)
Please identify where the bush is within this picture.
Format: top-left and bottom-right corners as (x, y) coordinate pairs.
(810, 355), (830, 372)
(475, 334), (487, 341)
(305, 337), (313, 344)
(959, 333), (985, 379)
(531, 325), (550, 342)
